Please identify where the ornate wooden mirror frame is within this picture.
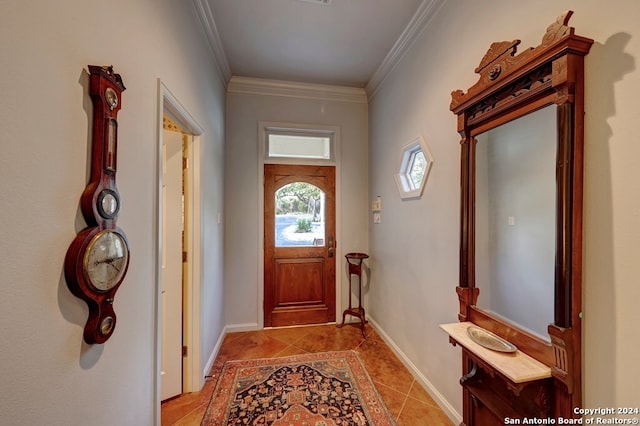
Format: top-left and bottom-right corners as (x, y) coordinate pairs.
(449, 11), (592, 421)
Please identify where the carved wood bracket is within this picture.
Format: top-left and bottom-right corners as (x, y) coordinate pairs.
(451, 11), (577, 113)
(456, 286), (478, 322)
(461, 348), (552, 417)
(548, 324), (576, 394)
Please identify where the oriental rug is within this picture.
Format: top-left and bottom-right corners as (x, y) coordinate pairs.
(201, 350), (396, 425)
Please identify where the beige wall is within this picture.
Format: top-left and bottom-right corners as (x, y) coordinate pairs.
(0, 1), (226, 424)
(368, 0), (640, 419)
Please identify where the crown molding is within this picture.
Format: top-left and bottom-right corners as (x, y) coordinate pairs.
(191, 0), (232, 86)
(366, 0), (446, 99)
(191, 0), (444, 98)
(227, 76), (368, 104)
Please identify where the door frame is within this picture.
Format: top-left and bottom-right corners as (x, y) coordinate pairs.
(257, 121), (342, 329)
(154, 80), (204, 422)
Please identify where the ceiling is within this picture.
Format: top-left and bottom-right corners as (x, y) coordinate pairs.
(193, 0), (443, 91)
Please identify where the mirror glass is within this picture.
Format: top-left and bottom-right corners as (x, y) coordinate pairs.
(475, 105), (556, 341)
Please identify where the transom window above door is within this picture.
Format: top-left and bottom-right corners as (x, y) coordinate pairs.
(261, 122), (338, 165)
(268, 134), (331, 160)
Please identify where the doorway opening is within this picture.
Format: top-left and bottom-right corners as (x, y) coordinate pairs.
(155, 81), (204, 419)
(160, 122), (186, 401)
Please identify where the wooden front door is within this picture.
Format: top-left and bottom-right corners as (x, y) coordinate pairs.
(264, 164), (336, 327)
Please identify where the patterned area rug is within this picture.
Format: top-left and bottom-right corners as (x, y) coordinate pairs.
(201, 350), (396, 425)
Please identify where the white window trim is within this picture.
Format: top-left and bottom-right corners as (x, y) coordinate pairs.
(394, 136), (433, 200)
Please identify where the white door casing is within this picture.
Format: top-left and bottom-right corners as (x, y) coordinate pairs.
(155, 80), (204, 423)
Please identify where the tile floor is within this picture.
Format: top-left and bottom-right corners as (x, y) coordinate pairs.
(161, 323), (453, 425)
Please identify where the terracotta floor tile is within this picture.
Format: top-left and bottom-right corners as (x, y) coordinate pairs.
(408, 380), (439, 407)
(162, 390), (201, 415)
(336, 320), (365, 334)
(161, 379), (216, 426)
(355, 338), (414, 394)
(213, 331), (289, 361)
(261, 326), (315, 345)
(161, 395), (202, 426)
(162, 325), (453, 425)
(220, 331), (244, 345)
(363, 324), (384, 341)
(171, 403), (209, 426)
(396, 396), (454, 426)
(291, 324), (365, 352)
(373, 381), (408, 419)
(197, 379), (217, 402)
(273, 344), (311, 357)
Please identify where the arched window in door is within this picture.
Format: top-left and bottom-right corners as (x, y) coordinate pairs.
(275, 182), (325, 247)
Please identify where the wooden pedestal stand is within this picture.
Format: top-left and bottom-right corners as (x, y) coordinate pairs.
(338, 252), (368, 337)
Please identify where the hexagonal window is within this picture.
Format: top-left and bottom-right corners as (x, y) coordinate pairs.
(394, 136), (433, 200)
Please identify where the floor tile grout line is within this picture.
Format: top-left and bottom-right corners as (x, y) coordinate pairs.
(395, 378), (415, 422)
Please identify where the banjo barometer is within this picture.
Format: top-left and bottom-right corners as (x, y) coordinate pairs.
(64, 65), (130, 344)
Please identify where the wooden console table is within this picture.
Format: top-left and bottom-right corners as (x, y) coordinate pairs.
(441, 322), (552, 425)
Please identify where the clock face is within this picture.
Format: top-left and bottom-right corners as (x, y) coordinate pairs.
(100, 316), (115, 336)
(83, 229), (129, 292)
(97, 189), (119, 219)
(105, 88), (118, 110)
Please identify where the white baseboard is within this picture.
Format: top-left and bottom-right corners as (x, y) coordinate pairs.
(367, 316), (462, 425)
(225, 322), (261, 333)
(202, 327), (225, 380)
(202, 323), (261, 379)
